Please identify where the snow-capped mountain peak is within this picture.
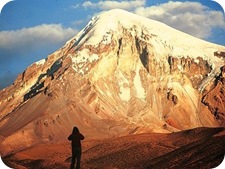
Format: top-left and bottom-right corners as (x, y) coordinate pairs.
(1, 9), (225, 156)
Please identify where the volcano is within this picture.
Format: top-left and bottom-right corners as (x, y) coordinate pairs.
(0, 9), (225, 157)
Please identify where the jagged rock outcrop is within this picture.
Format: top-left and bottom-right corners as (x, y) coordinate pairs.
(0, 9), (225, 156)
(202, 66), (225, 122)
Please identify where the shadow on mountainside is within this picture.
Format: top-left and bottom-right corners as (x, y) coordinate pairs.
(2, 127), (225, 169)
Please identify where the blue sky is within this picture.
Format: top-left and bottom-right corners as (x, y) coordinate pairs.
(0, 0), (225, 89)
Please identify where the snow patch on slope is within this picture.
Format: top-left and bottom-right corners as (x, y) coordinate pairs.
(71, 48), (99, 75)
(35, 59), (46, 65)
(134, 64), (146, 101)
(117, 71), (130, 102)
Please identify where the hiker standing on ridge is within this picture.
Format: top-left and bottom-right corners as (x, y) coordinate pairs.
(68, 126), (85, 169)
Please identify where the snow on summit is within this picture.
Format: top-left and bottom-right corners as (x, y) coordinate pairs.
(68, 9), (225, 66)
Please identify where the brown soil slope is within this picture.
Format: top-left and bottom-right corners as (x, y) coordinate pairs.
(3, 127), (225, 169)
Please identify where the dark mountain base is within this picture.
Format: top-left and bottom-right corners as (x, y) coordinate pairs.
(3, 127), (225, 169)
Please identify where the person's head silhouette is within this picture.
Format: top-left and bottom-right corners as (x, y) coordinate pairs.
(72, 126), (79, 134)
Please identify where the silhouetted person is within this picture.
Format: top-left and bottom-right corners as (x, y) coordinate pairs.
(68, 126), (85, 169)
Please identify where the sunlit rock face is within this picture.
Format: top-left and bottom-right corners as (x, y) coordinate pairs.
(0, 9), (225, 156)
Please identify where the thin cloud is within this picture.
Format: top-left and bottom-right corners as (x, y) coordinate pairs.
(75, 0), (146, 11)
(71, 20), (86, 27)
(0, 24), (77, 52)
(134, 1), (225, 39)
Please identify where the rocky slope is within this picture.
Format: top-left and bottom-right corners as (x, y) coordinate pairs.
(0, 9), (225, 156)
(3, 127), (225, 169)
